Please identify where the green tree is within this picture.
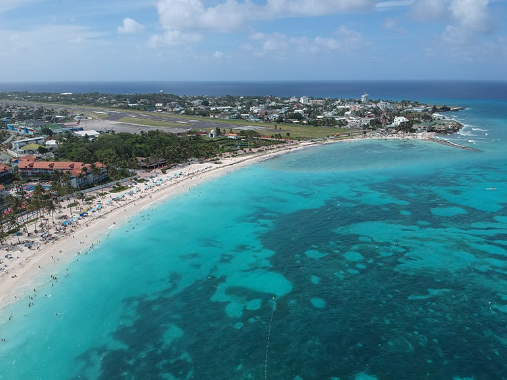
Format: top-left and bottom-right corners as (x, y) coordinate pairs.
(38, 146), (49, 154)
(28, 184), (47, 233)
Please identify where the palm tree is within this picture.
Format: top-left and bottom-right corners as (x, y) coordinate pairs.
(61, 171), (73, 201)
(15, 178), (27, 198)
(28, 184), (46, 233)
(90, 163), (102, 184)
(5, 194), (26, 234)
(43, 197), (57, 226)
(27, 198), (41, 233)
(76, 192), (86, 213)
(0, 207), (5, 243)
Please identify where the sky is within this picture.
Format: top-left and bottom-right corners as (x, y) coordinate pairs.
(0, 0), (506, 82)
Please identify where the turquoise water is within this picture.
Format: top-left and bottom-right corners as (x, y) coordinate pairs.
(1, 100), (507, 379)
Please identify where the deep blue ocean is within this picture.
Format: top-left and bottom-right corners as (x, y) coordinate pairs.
(1, 80), (507, 103)
(1, 81), (507, 380)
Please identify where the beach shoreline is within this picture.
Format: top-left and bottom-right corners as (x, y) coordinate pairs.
(0, 132), (444, 316)
(0, 141), (311, 315)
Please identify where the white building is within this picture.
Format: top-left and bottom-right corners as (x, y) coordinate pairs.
(378, 101), (393, 111)
(300, 96), (311, 105)
(393, 116), (409, 126)
(74, 130), (101, 140)
(45, 140), (59, 150)
(361, 93), (369, 103)
(11, 136), (47, 150)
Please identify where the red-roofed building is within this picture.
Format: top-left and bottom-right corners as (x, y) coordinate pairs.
(0, 164), (12, 178)
(16, 155), (107, 188)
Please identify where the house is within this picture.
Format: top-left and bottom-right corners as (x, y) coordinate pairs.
(45, 140), (59, 150)
(136, 157), (168, 170)
(0, 164), (12, 178)
(17, 155), (107, 188)
(7, 120), (46, 135)
(393, 116), (409, 126)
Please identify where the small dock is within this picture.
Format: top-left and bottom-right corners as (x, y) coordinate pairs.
(428, 138), (481, 152)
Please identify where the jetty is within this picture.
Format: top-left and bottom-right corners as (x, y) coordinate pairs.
(428, 137), (481, 152)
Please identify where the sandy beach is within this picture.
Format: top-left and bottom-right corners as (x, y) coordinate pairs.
(0, 141), (310, 314)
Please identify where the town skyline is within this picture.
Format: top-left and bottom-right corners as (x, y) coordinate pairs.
(1, 0), (506, 82)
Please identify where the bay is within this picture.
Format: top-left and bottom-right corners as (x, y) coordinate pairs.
(0, 81), (507, 380)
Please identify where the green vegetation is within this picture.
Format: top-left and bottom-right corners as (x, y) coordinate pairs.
(53, 129), (283, 175)
(110, 185), (129, 193)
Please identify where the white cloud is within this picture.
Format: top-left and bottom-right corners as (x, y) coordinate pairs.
(449, 0), (492, 33)
(149, 0), (378, 51)
(264, 0), (376, 17)
(156, 0), (253, 33)
(250, 26), (368, 56)
(6, 33), (34, 54)
(262, 32), (290, 51)
(382, 17), (408, 35)
(68, 36), (87, 44)
(442, 0), (494, 46)
(0, 0), (47, 14)
(118, 18), (144, 34)
(376, 1), (414, 10)
(0, 25), (103, 54)
(335, 26), (371, 51)
(0, 24), (110, 80)
(155, 0), (376, 33)
(383, 18), (397, 30)
(148, 30), (202, 47)
(408, 0), (449, 22)
(314, 36), (341, 50)
(409, 0), (493, 32)
(251, 32), (265, 41)
(409, 0), (495, 47)
(212, 51), (223, 58)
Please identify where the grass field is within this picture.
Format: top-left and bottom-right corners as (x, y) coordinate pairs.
(117, 115), (356, 139)
(273, 124), (357, 139)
